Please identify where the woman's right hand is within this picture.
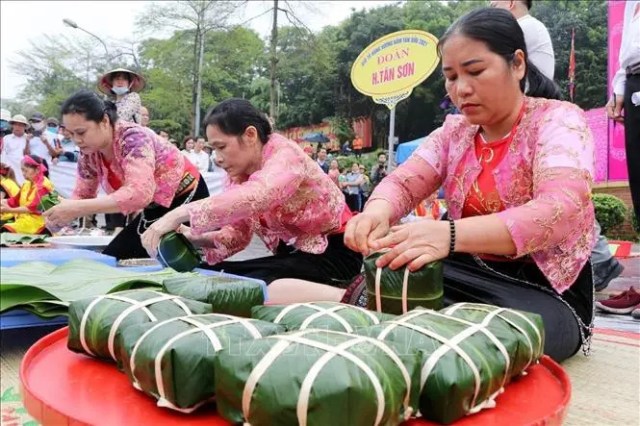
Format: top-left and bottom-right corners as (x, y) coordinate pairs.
(344, 207), (391, 256)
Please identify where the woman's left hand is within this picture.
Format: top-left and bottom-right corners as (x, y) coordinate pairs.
(43, 199), (83, 227)
(369, 219), (451, 271)
(140, 214), (180, 258)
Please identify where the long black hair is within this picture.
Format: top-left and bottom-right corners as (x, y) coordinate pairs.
(438, 7), (561, 100)
(60, 90), (119, 126)
(203, 99), (272, 144)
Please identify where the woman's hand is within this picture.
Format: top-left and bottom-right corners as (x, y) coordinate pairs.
(140, 213), (181, 258)
(344, 211), (391, 256)
(43, 199), (83, 227)
(369, 219), (450, 271)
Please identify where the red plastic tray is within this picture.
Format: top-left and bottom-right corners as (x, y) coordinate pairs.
(21, 327), (571, 426)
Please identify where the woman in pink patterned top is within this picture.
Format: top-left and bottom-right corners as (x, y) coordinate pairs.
(44, 90), (209, 259)
(141, 99), (362, 296)
(345, 8), (595, 362)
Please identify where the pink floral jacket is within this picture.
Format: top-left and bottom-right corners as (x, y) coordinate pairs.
(186, 133), (348, 265)
(73, 121), (186, 214)
(369, 97), (596, 293)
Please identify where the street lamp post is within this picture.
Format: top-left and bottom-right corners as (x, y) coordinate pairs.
(63, 18), (110, 61)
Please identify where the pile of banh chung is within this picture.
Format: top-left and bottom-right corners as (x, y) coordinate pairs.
(63, 259), (545, 425)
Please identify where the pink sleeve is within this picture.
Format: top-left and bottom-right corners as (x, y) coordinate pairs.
(187, 144), (305, 234)
(72, 154), (99, 200)
(109, 129), (157, 214)
(367, 130), (445, 223)
(199, 222), (253, 265)
(497, 105), (595, 257)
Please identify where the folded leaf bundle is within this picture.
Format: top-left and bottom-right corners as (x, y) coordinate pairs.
(363, 252), (444, 315)
(358, 304), (544, 424)
(68, 289), (212, 363)
(163, 275), (264, 317)
(118, 313), (285, 412)
(214, 329), (421, 426)
(251, 301), (394, 333)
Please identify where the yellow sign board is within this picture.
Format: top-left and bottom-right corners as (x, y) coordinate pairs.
(350, 30), (440, 109)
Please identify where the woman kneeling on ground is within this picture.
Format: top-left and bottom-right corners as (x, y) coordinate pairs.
(44, 90), (209, 259)
(141, 98), (363, 303)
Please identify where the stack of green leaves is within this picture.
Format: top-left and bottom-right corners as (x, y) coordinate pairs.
(251, 302), (394, 332)
(1, 260), (190, 318)
(358, 305), (545, 424)
(363, 252), (443, 315)
(0, 233), (48, 246)
(214, 329), (421, 426)
(67, 289), (212, 363)
(118, 313), (285, 412)
(162, 275), (264, 318)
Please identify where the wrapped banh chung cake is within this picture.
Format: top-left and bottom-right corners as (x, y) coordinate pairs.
(363, 252), (443, 315)
(162, 274), (264, 318)
(251, 301), (394, 332)
(214, 329), (422, 426)
(118, 313), (285, 412)
(68, 289), (212, 363)
(358, 304), (544, 424)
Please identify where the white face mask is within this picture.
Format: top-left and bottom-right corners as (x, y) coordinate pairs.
(112, 86), (130, 96)
(31, 122), (45, 131)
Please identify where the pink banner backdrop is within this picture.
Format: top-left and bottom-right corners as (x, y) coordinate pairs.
(607, 0), (628, 181)
(585, 107), (609, 182)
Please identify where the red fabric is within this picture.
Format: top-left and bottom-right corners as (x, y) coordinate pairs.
(461, 132), (510, 218)
(333, 204), (353, 234)
(101, 157), (123, 191)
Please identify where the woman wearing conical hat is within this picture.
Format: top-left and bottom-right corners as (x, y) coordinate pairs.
(98, 68), (145, 124)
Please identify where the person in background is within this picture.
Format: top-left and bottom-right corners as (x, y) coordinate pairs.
(1, 114), (28, 183)
(24, 112), (57, 164)
(343, 8), (595, 362)
(140, 98), (362, 302)
(328, 159), (341, 187)
(342, 162), (364, 212)
(0, 155), (55, 234)
(316, 147), (329, 173)
(0, 109), (11, 154)
(56, 125), (79, 162)
(607, 0), (640, 223)
(158, 130), (170, 141)
(43, 90), (209, 259)
(359, 164), (372, 206)
(45, 117), (64, 164)
(187, 137), (211, 173)
(370, 152), (388, 187)
(181, 135), (195, 155)
(98, 68), (145, 123)
(352, 135), (363, 159)
(490, 0), (555, 80)
(140, 106), (150, 128)
(0, 162), (20, 224)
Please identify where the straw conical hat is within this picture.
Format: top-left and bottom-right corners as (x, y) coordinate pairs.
(98, 68), (145, 95)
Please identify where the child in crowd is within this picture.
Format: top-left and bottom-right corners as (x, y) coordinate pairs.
(0, 156), (55, 234)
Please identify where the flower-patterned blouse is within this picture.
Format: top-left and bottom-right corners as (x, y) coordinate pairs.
(369, 97), (596, 294)
(115, 92), (141, 124)
(72, 121), (186, 214)
(186, 133), (349, 265)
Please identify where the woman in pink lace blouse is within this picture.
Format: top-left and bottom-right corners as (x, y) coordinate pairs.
(44, 90), (209, 259)
(345, 8), (596, 362)
(141, 99), (362, 296)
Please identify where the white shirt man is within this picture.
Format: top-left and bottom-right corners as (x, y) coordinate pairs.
(1, 115), (29, 183)
(491, 0), (555, 80)
(186, 138), (211, 173)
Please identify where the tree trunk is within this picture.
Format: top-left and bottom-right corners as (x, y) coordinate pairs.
(191, 28), (201, 135)
(269, 0), (279, 125)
